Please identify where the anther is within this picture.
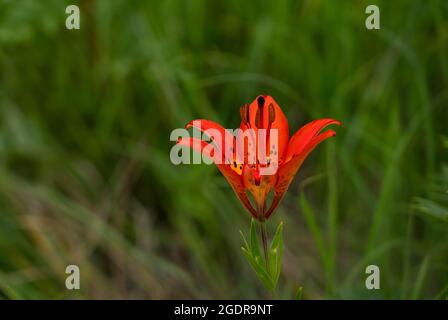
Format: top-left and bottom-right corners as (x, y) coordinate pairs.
(257, 95), (265, 108)
(239, 104), (248, 124)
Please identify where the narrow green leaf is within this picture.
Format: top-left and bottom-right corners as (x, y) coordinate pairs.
(241, 247), (274, 290)
(239, 230), (249, 249)
(270, 221), (283, 251)
(250, 219), (261, 258)
(268, 221), (284, 286)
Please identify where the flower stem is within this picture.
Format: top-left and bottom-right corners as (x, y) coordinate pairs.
(259, 221), (269, 272)
(256, 198), (269, 273)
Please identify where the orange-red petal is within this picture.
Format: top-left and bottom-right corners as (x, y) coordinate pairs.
(218, 164), (257, 218)
(285, 118), (341, 163)
(264, 128), (339, 219)
(177, 137), (257, 217)
(187, 119), (241, 164)
(177, 137), (217, 162)
(238, 96), (289, 163)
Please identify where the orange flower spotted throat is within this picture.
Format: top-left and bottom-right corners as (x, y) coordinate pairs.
(178, 95), (341, 221)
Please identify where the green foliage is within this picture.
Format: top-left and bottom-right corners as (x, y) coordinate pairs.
(294, 287), (303, 300)
(240, 220), (283, 291)
(414, 198), (448, 222)
(414, 165), (448, 223)
(0, 0), (447, 299)
(268, 222), (284, 287)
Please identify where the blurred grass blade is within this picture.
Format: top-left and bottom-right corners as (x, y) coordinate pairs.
(294, 287), (303, 300)
(411, 254), (431, 300)
(414, 198), (448, 222)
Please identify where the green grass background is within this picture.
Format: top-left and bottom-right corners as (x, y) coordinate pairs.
(0, 0), (447, 299)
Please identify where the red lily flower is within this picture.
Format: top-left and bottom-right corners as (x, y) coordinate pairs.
(177, 95), (341, 221)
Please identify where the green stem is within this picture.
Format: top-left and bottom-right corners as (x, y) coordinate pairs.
(256, 195), (269, 272)
(259, 221), (275, 298)
(259, 221), (269, 272)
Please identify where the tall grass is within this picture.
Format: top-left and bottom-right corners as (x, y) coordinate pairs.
(0, 0), (447, 299)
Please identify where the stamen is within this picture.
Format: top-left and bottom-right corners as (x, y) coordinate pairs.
(239, 106), (245, 122)
(266, 103), (275, 156)
(239, 104), (247, 124)
(257, 96), (265, 129)
(255, 109), (261, 128)
(257, 95), (265, 108)
(268, 103), (275, 124)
